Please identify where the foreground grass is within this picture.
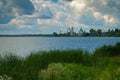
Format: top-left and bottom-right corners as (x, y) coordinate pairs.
(0, 43), (120, 80)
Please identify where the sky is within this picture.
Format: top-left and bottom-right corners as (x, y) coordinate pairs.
(0, 0), (120, 34)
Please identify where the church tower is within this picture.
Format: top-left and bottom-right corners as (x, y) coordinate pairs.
(78, 27), (83, 36)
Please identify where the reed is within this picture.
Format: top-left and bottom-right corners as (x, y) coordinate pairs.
(0, 43), (120, 80)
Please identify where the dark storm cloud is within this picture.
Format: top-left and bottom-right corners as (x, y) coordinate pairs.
(0, 0), (35, 24)
(14, 0), (35, 15)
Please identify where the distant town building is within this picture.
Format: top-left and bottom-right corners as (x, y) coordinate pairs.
(78, 27), (83, 36)
(67, 27), (75, 36)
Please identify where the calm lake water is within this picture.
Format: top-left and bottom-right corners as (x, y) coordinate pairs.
(0, 37), (120, 56)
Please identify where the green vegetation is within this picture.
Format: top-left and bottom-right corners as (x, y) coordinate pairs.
(53, 28), (120, 37)
(0, 74), (13, 80)
(0, 43), (120, 80)
(39, 63), (72, 80)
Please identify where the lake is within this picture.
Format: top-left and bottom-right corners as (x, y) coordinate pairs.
(0, 37), (120, 57)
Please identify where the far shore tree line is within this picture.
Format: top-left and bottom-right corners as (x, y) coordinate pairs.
(53, 27), (120, 37)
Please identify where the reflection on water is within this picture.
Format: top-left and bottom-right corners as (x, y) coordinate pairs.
(0, 37), (120, 56)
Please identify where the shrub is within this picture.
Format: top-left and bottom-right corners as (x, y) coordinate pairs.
(39, 63), (73, 80)
(0, 74), (13, 80)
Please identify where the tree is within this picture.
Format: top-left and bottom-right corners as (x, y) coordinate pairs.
(53, 32), (58, 36)
(97, 29), (102, 36)
(115, 28), (119, 33)
(89, 29), (96, 36)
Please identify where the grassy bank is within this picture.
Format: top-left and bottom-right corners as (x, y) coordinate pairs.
(0, 43), (120, 80)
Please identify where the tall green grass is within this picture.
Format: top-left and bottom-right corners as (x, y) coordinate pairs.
(0, 42), (120, 80)
(93, 42), (120, 57)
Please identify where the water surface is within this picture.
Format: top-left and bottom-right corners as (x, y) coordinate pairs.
(0, 37), (120, 56)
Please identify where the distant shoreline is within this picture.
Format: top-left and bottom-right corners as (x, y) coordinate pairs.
(0, 34), (54, 37)
(0, 34), (120, 37)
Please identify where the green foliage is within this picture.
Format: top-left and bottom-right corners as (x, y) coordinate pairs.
(0, 43), (120, 80)
(39, 63), (73, 80)
(94, 42), (120, 57)
(0, 74), (13, 80)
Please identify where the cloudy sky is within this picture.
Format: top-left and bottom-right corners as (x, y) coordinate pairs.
(0, 0), (120, 34)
